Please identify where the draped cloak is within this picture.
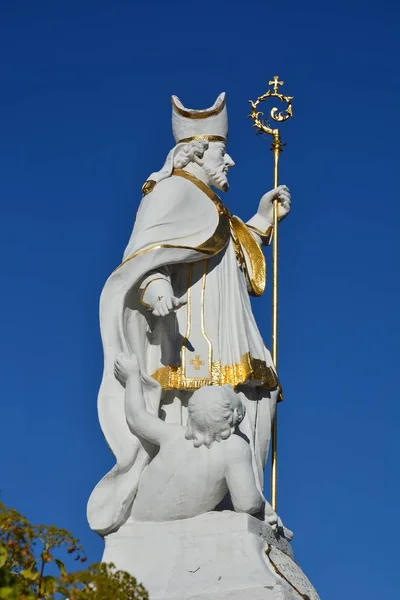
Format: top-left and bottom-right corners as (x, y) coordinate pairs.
(87, 171), (278, 536)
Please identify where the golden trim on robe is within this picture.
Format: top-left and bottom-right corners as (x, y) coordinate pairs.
(230, 216), (267, 297)
(151, 352), (279, 391)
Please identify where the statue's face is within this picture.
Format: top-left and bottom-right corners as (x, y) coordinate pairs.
(201, 142), (235, 192)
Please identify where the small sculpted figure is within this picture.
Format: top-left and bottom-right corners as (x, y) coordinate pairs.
(114, 353), (279, 527)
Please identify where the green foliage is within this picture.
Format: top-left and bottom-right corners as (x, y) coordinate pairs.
(0, 502), (148, 600)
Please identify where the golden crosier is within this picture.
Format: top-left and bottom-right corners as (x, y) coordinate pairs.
(248, 75), (294, 136)
(248, 76), (294, 513)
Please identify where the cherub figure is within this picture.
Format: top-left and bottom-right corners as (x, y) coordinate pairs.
(114, 354), (279, 527)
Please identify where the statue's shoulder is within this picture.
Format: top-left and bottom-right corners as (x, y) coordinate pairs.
(224, 434), (252, 461)
(142, 174), (193, 203)
(135, 175), (200, 227)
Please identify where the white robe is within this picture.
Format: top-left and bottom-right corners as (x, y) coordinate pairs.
(144, 239), (273, 383)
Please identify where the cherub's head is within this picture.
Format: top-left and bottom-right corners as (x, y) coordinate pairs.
(185, 385), (245, 448)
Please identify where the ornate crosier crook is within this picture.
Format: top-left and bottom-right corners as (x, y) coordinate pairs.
(249, 76), (294, 512)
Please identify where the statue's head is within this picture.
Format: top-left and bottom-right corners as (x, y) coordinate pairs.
(185, 384), (245, 448)
(173, 139), (235, 192)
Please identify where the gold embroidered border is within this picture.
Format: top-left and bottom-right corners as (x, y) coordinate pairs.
(177, 135), (226, 144)
(247, 223), (273, 240)
(230, 217), (266, 297)
(200, 259), (213, 375)
(171, 95), (226, 119)
(181, 264), (193, 379)
(151, 352), (279, 391)
(180, 261), (213, 383)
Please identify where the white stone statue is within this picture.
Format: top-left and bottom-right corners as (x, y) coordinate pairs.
(87, 91), (322, 600)
(87, 92), (291, 536)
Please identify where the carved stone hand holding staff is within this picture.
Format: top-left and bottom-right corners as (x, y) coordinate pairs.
(249, 76), (294, 511)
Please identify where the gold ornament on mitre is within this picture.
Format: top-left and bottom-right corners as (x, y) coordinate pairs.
(171, 92), (228, 144)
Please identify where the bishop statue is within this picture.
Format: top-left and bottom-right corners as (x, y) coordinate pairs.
(87, 92), (291, 535)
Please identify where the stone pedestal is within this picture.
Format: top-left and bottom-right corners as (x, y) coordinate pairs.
(102, 512), (319, 600)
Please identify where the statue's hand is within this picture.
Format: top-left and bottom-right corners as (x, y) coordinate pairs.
(264, 501), (279, 530)
(114, 353), (139, 383)
(144, 278), (187, 317)
(258, 185), (291, 224)
(153, 294), (187, 317)
(264, 501), (294, 541)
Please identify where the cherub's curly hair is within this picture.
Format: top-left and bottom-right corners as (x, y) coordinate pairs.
(185, 385), (244, 448)
(173, 139), (209, 169)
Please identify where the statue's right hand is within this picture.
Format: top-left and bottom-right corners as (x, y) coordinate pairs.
(143, 278), (187, 317)
(152, 293), (187, 317)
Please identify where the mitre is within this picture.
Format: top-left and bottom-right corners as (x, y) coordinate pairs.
(171, 92), (228, 144)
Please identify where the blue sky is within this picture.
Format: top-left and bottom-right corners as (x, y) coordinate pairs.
(0, 1), (399, 598)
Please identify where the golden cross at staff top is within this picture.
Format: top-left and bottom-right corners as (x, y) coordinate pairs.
(248, 76), (294, 512)
(268, 75), (284, 94)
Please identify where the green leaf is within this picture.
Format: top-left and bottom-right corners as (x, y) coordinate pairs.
(57, 585), (70, 598)
(0, 587), (16, 600)
(55, 558), (66, 577)
(42, 575), (56, 595)
(0, 545), (7, 568)
(20, 567), (40, 581)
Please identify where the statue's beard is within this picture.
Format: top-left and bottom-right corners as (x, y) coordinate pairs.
(203, 163), (229, 192)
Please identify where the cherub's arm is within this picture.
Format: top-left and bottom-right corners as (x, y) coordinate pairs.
(114, 354), (171, 446)
(225, 437), (265, 515)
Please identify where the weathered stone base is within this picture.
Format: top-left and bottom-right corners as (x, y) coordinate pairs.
(102, 512), (319, 600)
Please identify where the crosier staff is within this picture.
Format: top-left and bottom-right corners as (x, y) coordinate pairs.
(249, 76), (294, 511)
